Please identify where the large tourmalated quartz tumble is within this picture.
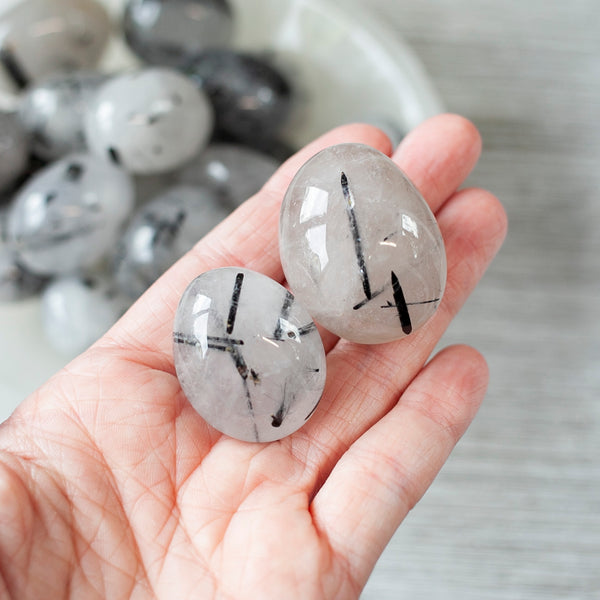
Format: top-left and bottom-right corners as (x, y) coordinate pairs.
(19, 70), (108, 160)
(0, 0), (111, 95)
(279, 143), (446, 345)
(114, 184), (228, 299)
(84, 68), (213, 174)
(173, 267), (326, 442)
(123, 0), (233, 68)
(6, 153), (134, 275)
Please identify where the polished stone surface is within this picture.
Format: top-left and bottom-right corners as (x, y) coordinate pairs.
(183, 49), (292, 141)
(173, 267), (326, 442)
(0, 111), (29, 193)
(124, 0), (233, 68)
(19, 70), (107, 160)
(176, 143), (279, 209)
(280, 143), (446, 344)
(0, 0), (111, 95)
(6, 153), (134, 275)
(41, 274), (127, 355)
(84, 67), (213, 174)
(114, 184), (228, 298)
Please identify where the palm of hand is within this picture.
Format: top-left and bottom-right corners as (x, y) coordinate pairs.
(0, 117), (506, 600)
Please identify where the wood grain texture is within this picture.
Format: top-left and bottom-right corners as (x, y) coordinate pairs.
(361, 1), (600, 598)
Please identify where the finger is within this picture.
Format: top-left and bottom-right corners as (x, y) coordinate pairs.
(310, 344), (489, 591)
(101, 124), (392, 369)
(393, 113), (482, 213)
(289, 187), (507, 487)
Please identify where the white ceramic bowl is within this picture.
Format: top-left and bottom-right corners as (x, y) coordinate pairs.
(0, 0), (443, 420)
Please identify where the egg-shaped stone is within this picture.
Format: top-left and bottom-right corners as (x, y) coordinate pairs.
(84, 68), (213, 174)
(173, 267), (326, 442)
(279, 143), (446, 345)
(6, 153), (134, 275)
(114, 184), (228, 299)
(176, 143), (279, 209)
(19, 70), (107, 160)
(183, 50), (292, 142)
(0, 0), (111, 96)
(123, 0), (233, 68)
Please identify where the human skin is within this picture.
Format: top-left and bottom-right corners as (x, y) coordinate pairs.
(0, 115), (507, 599)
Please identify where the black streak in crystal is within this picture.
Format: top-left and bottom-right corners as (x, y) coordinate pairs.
(353, 287), (385, 310)
(226, 272), (244, 334)
(273, 291), (294, 340)
(391, 271), (412, 335)
(108, 147), (121, 165)
(271, 405), (285, 428)
(229, 350), (259, 442)
(173, 332), (244, 350)
(271, 382), (293, 428)
(65, 163), (85, 182)
(0, 47), (29, 89)
(341, 172), (372, 301)
(298, 322), (317, 336)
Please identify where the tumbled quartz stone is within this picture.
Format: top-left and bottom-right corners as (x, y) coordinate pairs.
(183, 50), (292, 142)
(84, 68), (213, 174)
(123, 0), (233, 68)
(280, 143), (446, 345)
(42, 275), (128, 355)
(19, 71), (108, 160)
(176, 143), (279, 209)
(173, 267), (326, 442)
(6, 153), (134, 276)
(0, 111), (29, 193)
(0, 0), (111, 95)
(114, 184), (228, 299)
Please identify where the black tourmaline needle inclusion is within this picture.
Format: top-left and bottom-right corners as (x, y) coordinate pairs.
(226, 272), (244, 334)
(341, 172), (372, 302)
(390, 270), (412, 335)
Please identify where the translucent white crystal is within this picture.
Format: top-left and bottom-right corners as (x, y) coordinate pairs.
(19, 70), (107, 160)
(123, 0), (233, 68)
(84, 68), (213, 174)
(279, 143), (446, 344)
(114, 184), (228, 299)
(0, 0), (111, 88)
(173, 267), (326, 442)
(176, 143), (279, 209)
(6, 153), (134, 275)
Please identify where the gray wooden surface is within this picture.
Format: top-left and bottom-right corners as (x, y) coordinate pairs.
(361, 1), (600, 598)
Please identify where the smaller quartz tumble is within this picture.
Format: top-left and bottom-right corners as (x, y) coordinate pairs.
(279, 143), (446, 344)
(84, 68), (213, 174)
(173, 267), (326, 442)
(0, 0), (111, 92)
(6, 153), (134, 275)
(123, 0), (233, 68)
